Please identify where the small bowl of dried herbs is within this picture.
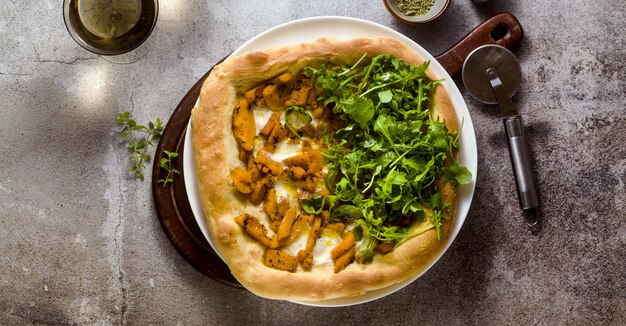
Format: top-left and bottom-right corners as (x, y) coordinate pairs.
(384, 0), (451, 24)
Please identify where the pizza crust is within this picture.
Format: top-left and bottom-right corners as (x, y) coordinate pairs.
(191, 37), (458, 301)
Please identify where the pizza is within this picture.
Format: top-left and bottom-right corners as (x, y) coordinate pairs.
(191, 37), (470, 301)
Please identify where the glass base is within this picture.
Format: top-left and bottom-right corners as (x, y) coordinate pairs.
(100, 25), (157, 64)
(63, 0), (159, 56)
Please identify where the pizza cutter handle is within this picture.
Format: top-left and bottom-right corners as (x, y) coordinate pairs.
(435, 12), (524, 76)
(504, 116), (539, 210)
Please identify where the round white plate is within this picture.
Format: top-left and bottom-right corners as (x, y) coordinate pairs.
(183, 16), (477, 307)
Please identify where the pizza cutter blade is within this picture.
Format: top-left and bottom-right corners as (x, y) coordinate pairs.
(462, 45), (539, 227)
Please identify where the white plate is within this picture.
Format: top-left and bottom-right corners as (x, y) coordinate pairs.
(183, 16), (477, 307)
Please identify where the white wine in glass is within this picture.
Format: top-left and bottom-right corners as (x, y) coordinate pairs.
(64, 0), (158, 55)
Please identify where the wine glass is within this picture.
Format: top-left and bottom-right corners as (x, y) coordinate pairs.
(63, 0), (159, 63)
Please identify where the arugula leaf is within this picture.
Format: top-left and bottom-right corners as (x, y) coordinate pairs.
(285, 106), (312, 131)
(330, 205), (363, 221)
(301, 194), (325, 215)
(443, 163), (472, 185)
(374, 114), (398, 155)
(378, 89), (393, 103)
(432, 210), (443, 240)
(350, 98), (375, 128)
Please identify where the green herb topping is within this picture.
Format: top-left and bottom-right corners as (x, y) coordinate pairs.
(285, 106), (313, 131)
(304, 54), (471, 261)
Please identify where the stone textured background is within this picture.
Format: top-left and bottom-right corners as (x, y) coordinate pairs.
(0, 0), (624, 325)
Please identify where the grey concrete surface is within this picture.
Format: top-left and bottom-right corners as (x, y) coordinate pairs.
(1, 0), (624, 325)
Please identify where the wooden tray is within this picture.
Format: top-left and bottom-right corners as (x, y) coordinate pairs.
(151, 13), (522, 287)
(150, 57), (243, 287)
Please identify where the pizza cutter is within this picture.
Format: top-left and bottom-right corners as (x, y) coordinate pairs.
(462, 45), (539, 227)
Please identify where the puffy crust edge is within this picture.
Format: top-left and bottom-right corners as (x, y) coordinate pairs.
(191, 37), (458, 301)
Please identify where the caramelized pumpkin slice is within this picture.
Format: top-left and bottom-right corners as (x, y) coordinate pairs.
(232, 98), (255, 151)
(231, 168), (252, 194)
(247, 154), (263, 182)
(263, 84), (287, 111)
(295, 176), (317, 193)
(260, 112), (281, 137)
(244, 86), (259, 103)
(264, 249), (298, 272)
(324, 222), (346, 234)
(264, 188), (280, 221)
(286, 213), (308, 244)
(334, 246), (356, 273)
(255, 151), (284, 176)
(276, 206), (298, 243)
(286, 83), (311, 106)
(296, 250), (312, 271)
(330, 231), (355, 261)
(283, 153), (311, 170)
(277, 197), (290, 217)
(297, 216), (322, 271)
(311, 104), (325, 119)
(265, 122), (287, 151)
(234, 214), (273, 248)
(303, 150), (324, 176)
(275, 72), (292, 84)
(285, 166), (307, 181)
(250, 174), (274, 205)
(330, 232), (356, 273)
(306, 216), (322, 252)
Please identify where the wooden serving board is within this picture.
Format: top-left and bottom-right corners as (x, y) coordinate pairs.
(151, 12), (522, 287)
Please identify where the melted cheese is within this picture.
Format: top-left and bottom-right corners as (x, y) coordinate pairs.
(313, 234), (341, 267)
(266, 140), (302, 163)
(252, 136), (265, 154)
(253, 106), (272, 134)
(283, 229), (308, 256)
(274, 180), (297, 205)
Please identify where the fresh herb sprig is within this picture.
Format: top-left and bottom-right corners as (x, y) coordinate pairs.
(305, 54), (471, 261)
(115, 112), (164, 180)
(158, 150), (180, 186)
